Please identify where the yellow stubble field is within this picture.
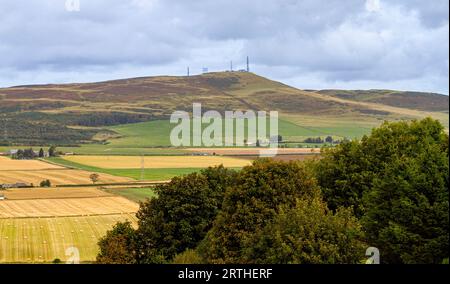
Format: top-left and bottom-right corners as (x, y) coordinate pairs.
(0, 196), (139, 218)
(0, 169), (132, 186)
(0, 186), (140, 263)
(0, 156), (133, 185)
(63, 155), (252, 169)
(2, 187), (112, 200)
(0, 214), (138, 263)
(0, 156), (62, 170)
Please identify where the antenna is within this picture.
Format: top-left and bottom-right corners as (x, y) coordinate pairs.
(187, 67), (190, 77)
(230, 60), (233, 72)
(246, 56), (250, 72)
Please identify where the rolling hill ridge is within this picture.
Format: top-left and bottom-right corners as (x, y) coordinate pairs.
(0, 72), (448, 145)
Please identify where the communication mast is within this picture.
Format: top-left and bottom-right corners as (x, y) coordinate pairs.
(246, 56), (250, 72)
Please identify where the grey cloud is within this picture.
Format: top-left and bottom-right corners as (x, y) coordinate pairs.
(0, 0), (448, 94)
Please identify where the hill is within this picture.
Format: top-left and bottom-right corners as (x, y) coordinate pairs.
(0, 72), (448, 146)
(317, 89), (449, 112)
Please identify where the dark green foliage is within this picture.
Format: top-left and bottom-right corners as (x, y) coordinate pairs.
(39, 179), (51, 187)
(245, 197), (366, 264)
(133, 166), (236, 263)
(38, 148), (44, 158)
(199, 159), (320, 263)
(316, 140), (370, 217)
(12, 148), (37, 160)
(0, 117), (97, 145)
(172, 249), (204, 264)
(316, 118), (449, 263)
(97, 221), (137, 264)
(48, 146), (56, 157)
(304, 137), (324, 143)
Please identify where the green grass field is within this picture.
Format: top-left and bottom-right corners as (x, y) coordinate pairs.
(45, 157), (205, 181)
(0, 116), (380, 156)
(106, 118), (371, 147)
(103, 187), (157, 203)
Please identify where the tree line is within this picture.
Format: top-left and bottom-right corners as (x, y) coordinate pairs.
(97, 118), (448, 264)
(11, 146), (58, 159)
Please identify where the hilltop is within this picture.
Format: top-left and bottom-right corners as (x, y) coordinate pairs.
(0, 72), (448, 145)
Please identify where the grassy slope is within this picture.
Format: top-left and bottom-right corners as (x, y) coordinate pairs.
(1, 72), (447, 149)
(105, 118), (369, 148)
(318, 89), (449, 112)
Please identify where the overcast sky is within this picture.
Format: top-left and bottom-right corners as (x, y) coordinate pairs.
(0, 0), (448, 94)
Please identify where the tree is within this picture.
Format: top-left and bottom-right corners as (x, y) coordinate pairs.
(198, 159), (320, 264)
(316, 118), (449, 263)
(38, 148), (44, 158)
(172, 249), (204, 264)
(89, 173), (99, 184)
(325, 136), (333, 143)
(133, 166), (236, 263)
(48, 146), (56, 157)
(245, 197), (366, 264)
(40, 179), (51, 187)
(97, 221), (137, 264)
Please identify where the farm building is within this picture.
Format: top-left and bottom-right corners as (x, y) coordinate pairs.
(1, 183), (31, 189)
(0, 194), (5, 200)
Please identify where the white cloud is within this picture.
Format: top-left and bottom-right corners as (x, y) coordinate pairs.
(365, 0), (381, 13)
(0, 0), (448, 94)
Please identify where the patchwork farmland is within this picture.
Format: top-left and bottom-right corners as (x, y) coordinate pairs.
(0, 183), (140, 262)
(0, 156), (133, 186)
(0, 157), (143, 263)
(0, 169), (132, 186)
(0, 152), (256, 262)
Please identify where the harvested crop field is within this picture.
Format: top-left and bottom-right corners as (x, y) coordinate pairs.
(2, 187), (112, 200)
(236, 154), (321, 162)
(0, 214), (137, 263)
(0, 169), (132, 186)
(62, 155), (252, 169)
(0, 196), (139, 218)
(0, 156), (62, 171)
(186, 148), (321, 155)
